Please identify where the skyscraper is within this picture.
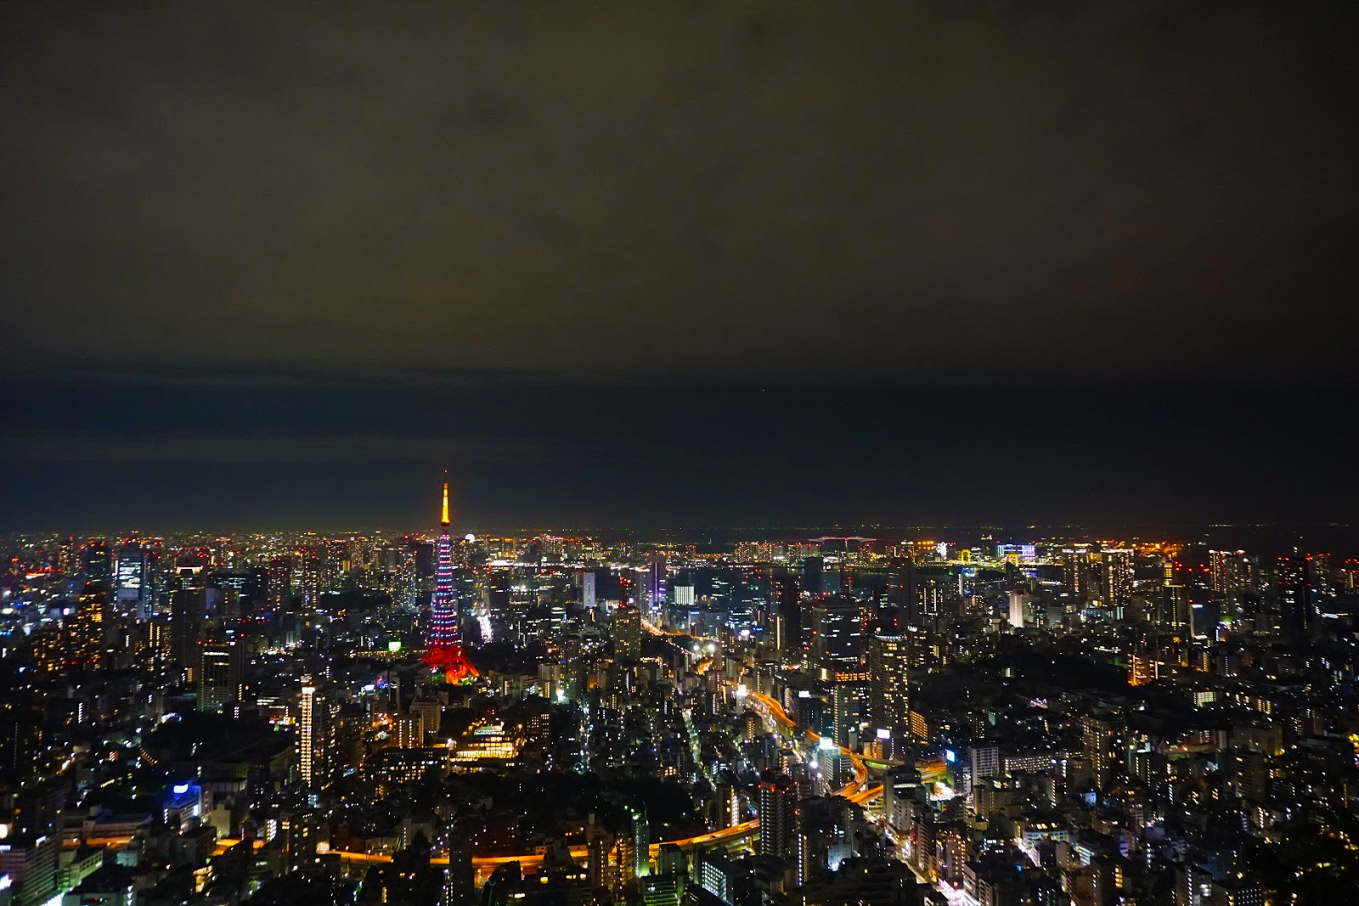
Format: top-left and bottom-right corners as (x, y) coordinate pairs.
(425, 481), (475, 682)
(885, 555), (916, 628)
(867, 632), (909, 740)
(68, 581), (109, 668)
(115, 543), (148, 615)
(171, 586), (206, 678)
(646, 559), (666, 617)
(613, 603), (642, 662)
(199, 639), (244, 713)
(1209, 550), (1253, 598)
(757, 775), (801, 870)
(299, 678), (318, 786)
(82, 540), (112, 581)
(809, 598), (862, 681)
(1101, 549), (1134, 608)
(1063, 546), (1092, 600)
(771, 572), (801, 653)
(1276, 555), (1312, 637)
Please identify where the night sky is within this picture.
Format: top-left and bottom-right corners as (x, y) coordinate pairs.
(2, 2), (1356, 532)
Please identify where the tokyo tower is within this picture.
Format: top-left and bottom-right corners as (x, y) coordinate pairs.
(425, 480), (476, 682)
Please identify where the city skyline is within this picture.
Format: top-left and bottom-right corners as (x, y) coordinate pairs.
(2, 4), (1357, 904)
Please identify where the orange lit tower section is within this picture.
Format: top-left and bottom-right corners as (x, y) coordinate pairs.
(426, 480), (476, 682)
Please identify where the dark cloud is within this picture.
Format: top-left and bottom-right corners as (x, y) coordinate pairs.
(1, 2), (1355, 529)
(3, 1), (1355, 379)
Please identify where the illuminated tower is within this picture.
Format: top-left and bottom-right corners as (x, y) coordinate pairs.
(299, 678), (316, 786)
(425, 480), (476, 682)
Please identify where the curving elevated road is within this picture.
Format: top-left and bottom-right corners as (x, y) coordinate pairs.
(204, 625), (884, 878)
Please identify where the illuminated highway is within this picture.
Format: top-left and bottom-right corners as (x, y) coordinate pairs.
(82, 624), (881, 882)
(318, 642), (882, 876)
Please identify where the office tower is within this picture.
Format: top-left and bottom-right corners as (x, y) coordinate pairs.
(1063, 546), (1092, 600)
(198, 639), (244, 713)
(487, 569), (511, 616)
(581, 570), (597, 610)
(771, 572), (801, 653)
(1275, 556), (1312, 637)
(867, 633), (909, 740)
(115, 543), (148, 614)
(426, 481), (475, 682)
(613, 603), (642, 662)
(809, 598), (862, 680)
(171, 587), (206, 678)
(1007, 591), (1029, 629)
(671, 583), (695, 608)
(757, 775), (800, 867)
(68, 581), (109, 668)
(801, 556), (824, 596)
(646, 559), (666, 616)
(885, 555), (916, 628)
(82, 540), (112, 581)
(1101, 549), (1134, 607)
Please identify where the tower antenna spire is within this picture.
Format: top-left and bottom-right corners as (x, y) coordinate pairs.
(441, 477), (450, 527)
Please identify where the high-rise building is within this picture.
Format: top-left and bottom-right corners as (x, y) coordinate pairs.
(968, 743), (1001, 810)
(581, 571), (597, 610)
(266, 555), (293, 609)
(392, 713), (423, 749)
(1007, 591), (1029, 629)
(68, 581), (109, 668)
(1063, 546), (1092, 600)
(1082, 713), (1117, 789)
(885, 556), (916, 628)
(613, 604), (642, 662)
(1209, 550), (1253, 598)
(82, 540), (112, 581)
(1161, 583), (1190, 634)
(867, 633), (909, 739)
(198, 639), (244, 712)
(170, 587), (206, 678)
(426, 481), (475, 682)
(830, 680), (866, 749)
(115, 543), (148, 614)
(771, 572), (801, 653)
(443, 836), (475, 906)
(801, 556), (824, 596)
(646, 559), (667, 616)
(299, 677), (319, 787)
(1101, 549), (1134, 607)
(757, 775), (801, 869)
(1275, 556), (1312, 637)
(809, 598), (862, 680)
